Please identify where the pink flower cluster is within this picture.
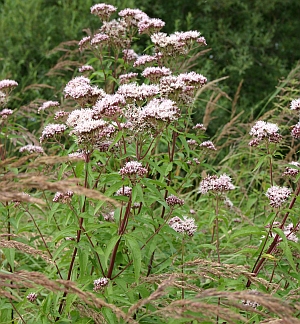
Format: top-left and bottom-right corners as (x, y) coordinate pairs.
(115, 186), (132, 197)
(140, 98), (180, 125)
(166, 195), (184, 207)
(38, 100), (59, 113)
(249, 120), (282, 145)
(93, 94), (126, 118)
(0, 79), (18, 92)
(119, 161), (147, 177)
(40, 124), (66, 143)
(27, 292), (38, 303)
(117, 83), (159, 102)
(90, 3), (117, 20)
(265, 186), (291, 208)
(168, 216), (197, 237)
(0, 108), (13, 119)
(283, 161), (300, 177)
(290, 98), (300, 111)
(291, 122), (300, 139)
(199, 141), (217, 151)
(198, 174), (235, 194)
(93, 277), (109, 291)
(19, 145), (44, 154)
(53, 191), (74, 204)
(64, 76), (105, 106)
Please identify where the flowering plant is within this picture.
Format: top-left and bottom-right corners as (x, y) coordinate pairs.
(0, 3), (299, 323)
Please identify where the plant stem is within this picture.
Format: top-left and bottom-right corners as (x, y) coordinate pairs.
(246, 180), (300, 287)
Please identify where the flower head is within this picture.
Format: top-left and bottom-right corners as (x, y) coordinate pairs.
(0, 79), (18, 95)
(168, 216), (197, 236)
(19, 145), (44, 154)
(40, 124), (66, 143)
(199, 140), (216, 151)
(27, 292), (38, 303)
(249, 121), (282, 144)
(123, 49), (138, 62)
(283, 161), (300, 177)
(0, 108), (13, 119)
(53, 191), (74, 204)
(140, 98), (180, 125)
(166, 195), (184, 207)
(115, 186), (132, 197)
(265, 186), (291, 208)
(119, 161), (147, 177)
(142, 67), (172, 83)
(79, 65), (94, 73)
(138, 18), (165, 34)
(290, 98), (300, 111)
(93, 277), (109, 291)
(198, 174), (235, 194)
(38, 101), (59, 113)
(90, 3), (117, 20)
(291, 122), (300, 139)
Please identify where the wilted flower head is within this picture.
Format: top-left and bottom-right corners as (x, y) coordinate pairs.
(290, 98), (300, 111)
(166, 195), (184, 207)
(90, 3), (117, 20)
(19, 145), (44, 154)
(26, 292), (38, 303)
(168, 216), (197, 236)
(93, 277), (109, 291)
(283, 161), (300, 177)
(249, 120), (282, 144)
(40, 124), (66, 143)
(198, 174), (235, 194)
(38, 101), (59, 113)
(265, 186), (291, 208)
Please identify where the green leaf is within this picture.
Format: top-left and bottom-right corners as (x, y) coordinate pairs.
(230, 226), (265, 241)
(104, 235), (121, 269)
(272, 227), (296, 271)
(125, 234), (141, 283)
(2, 248), (15, 271)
